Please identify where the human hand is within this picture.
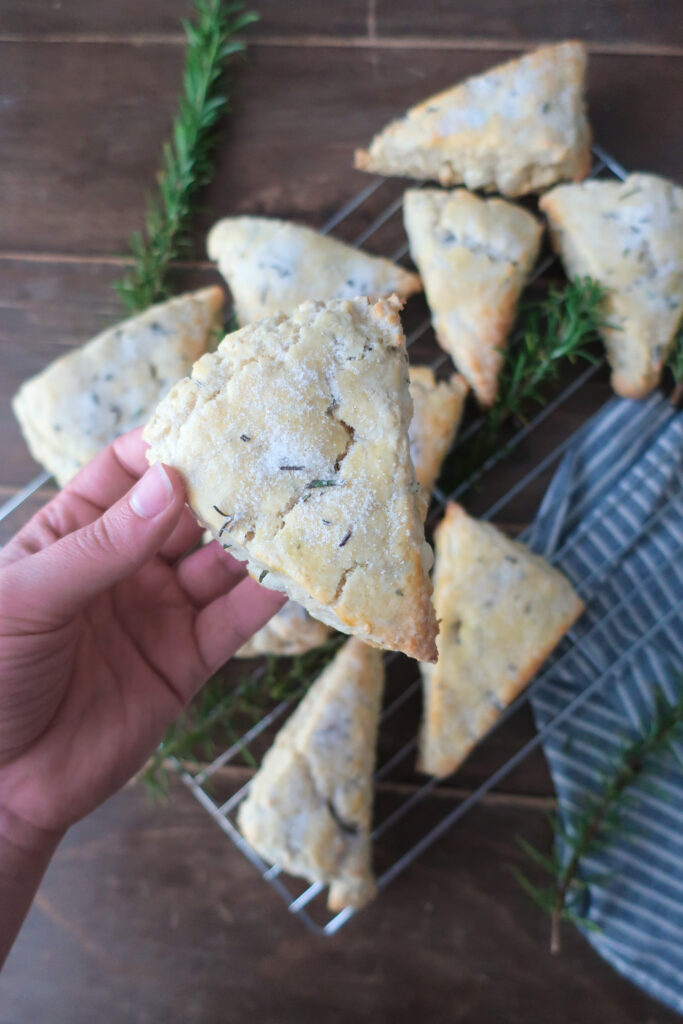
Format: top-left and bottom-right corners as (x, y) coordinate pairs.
(0, 428), (285, 841)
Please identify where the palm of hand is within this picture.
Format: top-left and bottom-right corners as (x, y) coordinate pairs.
(0, 430), (283, 837)
(0, 559), (201, 833)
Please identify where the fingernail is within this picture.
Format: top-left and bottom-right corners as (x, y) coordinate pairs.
(129, 463), (174, 519)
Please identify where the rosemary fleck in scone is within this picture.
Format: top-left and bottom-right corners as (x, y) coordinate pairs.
(207, 216), (421, 325)
(540, 173), (683, 398)
(419, 503), (583, 779)
(238, 637), (384, 911)
(404, 189), (542, 405)
(355, 41), (591, 197)
(144, 295), (438, 662)
(12, 287), (224, 486)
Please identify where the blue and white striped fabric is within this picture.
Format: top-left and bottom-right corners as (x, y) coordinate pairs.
(527, 393), (683, 1012)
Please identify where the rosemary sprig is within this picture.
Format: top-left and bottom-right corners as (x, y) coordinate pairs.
(440, 276), (607, 492)
(114, 0), (257, 313)
(142, 634), (346, 797)
(486, 276), (606, 440)
(514, 685), (683, 954)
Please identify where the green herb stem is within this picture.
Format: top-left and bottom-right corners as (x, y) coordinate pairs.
(440, 277), (607, 495)
(487, 276), (606, 439)
(114, 0), (257, 313)
(516, 686), (683, 954)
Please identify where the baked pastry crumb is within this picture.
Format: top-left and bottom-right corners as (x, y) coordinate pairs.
(408, 366), (468, 493)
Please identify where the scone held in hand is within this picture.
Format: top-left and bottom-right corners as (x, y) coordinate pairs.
(144, 295), (438, 662)
(235, 364), (465, 659)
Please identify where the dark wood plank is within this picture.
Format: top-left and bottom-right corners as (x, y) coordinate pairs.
(4, 0), (682, 52)
(0, 43), (680, 258)
(0, 0), (370, 39)
(204, 44), (683, 222)
(374, 0), (683, 51)
(1, 779), (677, 1023)
(1, 0), (191, 35)
(0, 40), (185, 257)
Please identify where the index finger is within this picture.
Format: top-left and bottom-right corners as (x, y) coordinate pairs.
(66, 427), (151, 511)
(1, 429), (163, 567)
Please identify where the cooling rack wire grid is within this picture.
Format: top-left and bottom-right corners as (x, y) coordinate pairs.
(3, 146), (680, 935)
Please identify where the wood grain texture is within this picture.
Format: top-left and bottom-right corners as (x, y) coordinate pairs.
(373, 0), (683, 52)
(1, 4), (682, 1016)
(2, 780), (678, 1024)
(0, 44), (680, 257)
(3, 0), (682, 51)
(0, 0), (370, 39)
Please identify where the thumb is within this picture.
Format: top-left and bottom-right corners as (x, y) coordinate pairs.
(6, 463), (186, 628)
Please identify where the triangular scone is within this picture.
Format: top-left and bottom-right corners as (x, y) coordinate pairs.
(355, 42), (591, 197)
(12, 287), (224, 486)
(540, 174), (683, 398)
(207, 216), (421, 326)
(144, 295), (438, 662)
(409, 367), (467, 493)
(236, 601), (332, 658)
(419, 503), (583, 778)
(404, 189), (542, 405)
(238, 638), (384, 910)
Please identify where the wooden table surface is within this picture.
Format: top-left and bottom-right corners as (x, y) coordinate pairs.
(1, 3), (682, 1021)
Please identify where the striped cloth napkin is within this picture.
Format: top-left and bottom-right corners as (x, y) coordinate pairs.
(526, 393), (683, 1012)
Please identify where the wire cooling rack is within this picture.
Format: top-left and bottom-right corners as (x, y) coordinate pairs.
(3, 145), (678, 936)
